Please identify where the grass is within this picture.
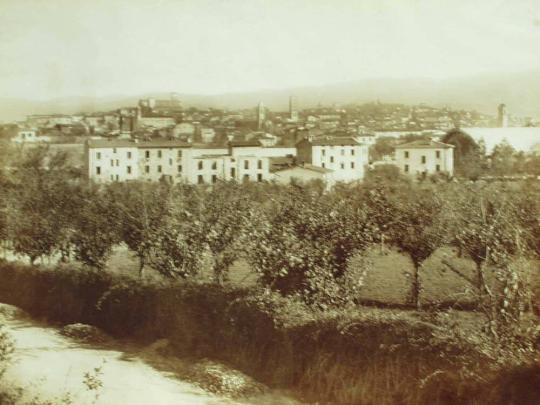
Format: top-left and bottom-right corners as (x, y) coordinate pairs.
(106, 244), (540, 309)
(0, 260), (538, 404)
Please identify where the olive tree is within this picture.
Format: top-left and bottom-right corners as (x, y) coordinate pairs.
(388, 186), (444, 309)
(71, 185), (121, 270)
(109, 181), (174, 277)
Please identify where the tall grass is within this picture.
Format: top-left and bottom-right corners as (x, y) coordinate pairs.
(0, 260), (538, 404)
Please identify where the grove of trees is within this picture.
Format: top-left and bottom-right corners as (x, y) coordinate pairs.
(0, 144), (539, 343)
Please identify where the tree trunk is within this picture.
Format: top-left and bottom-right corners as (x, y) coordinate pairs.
(138, 257), (145, 278)
(411, 263), (421, 310)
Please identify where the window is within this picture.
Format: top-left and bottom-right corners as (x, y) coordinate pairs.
(436, 151), (441, 159)
(96, 152), (101, 160)
(322, 163), (325, 168)
(404, 164), (409, 172)
(351, 162), (355, 169)
(127, 151), (132, 159)
(177, 165), (182, 173)
(257, 173), (263, 182)
(244, 160), (249, 170)
(116, 159), (119, 166)
(421, 155), (426, 164)
(157, 165), (162, 173)
(322, 149), (326, 156)
(198, 161), (203, 170)
(127, 166), (131, 174)
(351, 149), (355, 156)
(177, 150), (182, 158)
(340, 163), (345, 169)
(257, 160), (262, 169)
(110, 159), (114, 166)
(436, 164), (441, 172)
(115, 174), (119, 181)
(145, 151), (150, 159)
(212, 161), (217, 170)
(169, 158), (173, 165)
(404, 151), (409, 158)
(330, 156), (334, 163)
(157, 150), (162, 158)
(96, 167), (101, 175)
(230, 168), (236, 178)
(212, 174), (217, 184)
(145, 165), (150, 173)
(243, 174), (250, 182)
(113, 148), (117, 153)
(197, 175), (204, 184)
(341, 149), (345, 156)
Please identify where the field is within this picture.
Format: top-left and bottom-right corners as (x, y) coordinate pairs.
(105, 244), (540, 308)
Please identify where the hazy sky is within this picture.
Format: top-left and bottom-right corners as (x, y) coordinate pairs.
(1, 0), (539, 100)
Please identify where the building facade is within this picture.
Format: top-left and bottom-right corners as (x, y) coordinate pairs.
(295, 137), (369, 182)
(394, 139), (454, 177)
(85, 139), (272, 184)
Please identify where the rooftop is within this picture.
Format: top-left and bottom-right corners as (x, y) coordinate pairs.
(394, 139), (454, 149)
(87, 139), (192, 149)
(299, 136), (361, 146)
(228, 140), (262, 147)
(274, 163), (334, 174)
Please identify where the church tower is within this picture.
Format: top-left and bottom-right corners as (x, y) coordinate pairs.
(257, 101), (266, 130)
(497, 103), (508, 127)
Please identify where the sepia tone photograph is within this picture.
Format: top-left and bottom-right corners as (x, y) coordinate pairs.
(0, 0), (540, 404)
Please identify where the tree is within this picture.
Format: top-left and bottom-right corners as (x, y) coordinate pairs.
(442, 185), (530, 338)
(7, 146), (80, 264)
(388, 186), (444, 309)
(109, 181), (173, 277)
(490, 140), (516, 176)
(193, 182), (257, 285)
(369, 136), (396, 161)
(441, 129), (484, 179)
(247, 188), (374, 307)
(147, 192), (206, 279)
(71, 185), (121, 270)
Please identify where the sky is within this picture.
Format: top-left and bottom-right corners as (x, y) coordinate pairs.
(0, 0), (539, 100)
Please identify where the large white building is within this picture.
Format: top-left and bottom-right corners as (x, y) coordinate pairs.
(295, 137), (369, 182)
(85, 139), (275, 184)
(394, 139), (454, 178)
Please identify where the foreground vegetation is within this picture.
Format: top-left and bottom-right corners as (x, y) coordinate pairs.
(0, 261), (539, 404)
(0, 145), (539, 403)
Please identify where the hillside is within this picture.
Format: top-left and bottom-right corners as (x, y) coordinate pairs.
(1, 69), (539, 122)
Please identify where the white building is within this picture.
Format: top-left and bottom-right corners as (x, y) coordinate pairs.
(136, 116), (176, 129)
(85, 139), (273, 184)
(273, 164), (335, 189)
(461, 127), (540, 154)
(11, 129), (50, 144)
(394, 139), (454, 178)
(199, 128), (216, 143)
(355, 133), (376, 145)
(295, 137), (369, 182)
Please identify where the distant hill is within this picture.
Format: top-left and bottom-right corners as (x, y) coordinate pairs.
(1, 69), (539, 122)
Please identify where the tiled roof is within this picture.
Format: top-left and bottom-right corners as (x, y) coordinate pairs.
(274, 163), (333, 174)
(394, 139), (454, 149)
(299, 136), (360, 146)
(87, 139), (192, 149)
(228, 140), (262, 147)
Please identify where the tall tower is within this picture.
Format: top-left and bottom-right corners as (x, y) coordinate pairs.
(289, 96), (299, 122)
(257, 101), (265, 130)
(497, 104), (508, 127)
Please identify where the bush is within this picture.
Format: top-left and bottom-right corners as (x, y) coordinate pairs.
(2, 261), (538, 404)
